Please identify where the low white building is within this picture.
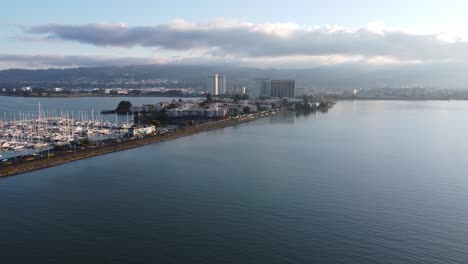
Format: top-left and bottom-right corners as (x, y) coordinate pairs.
(128, 125), (156, 136)
(165, 106), (227, 118)
(257, 104), (273, 111)
(205, 107), (227, 118)
(246, 104), (258, 113)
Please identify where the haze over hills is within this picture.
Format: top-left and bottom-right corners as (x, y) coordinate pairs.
(0, 64), (466, 90)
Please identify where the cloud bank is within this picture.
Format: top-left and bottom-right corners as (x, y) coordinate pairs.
(23, 20), (468, 64)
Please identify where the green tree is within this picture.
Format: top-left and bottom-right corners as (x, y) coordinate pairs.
(80, 138), (95, 146)
(116, 100), (132, 114)
(151, 120), (161, 127)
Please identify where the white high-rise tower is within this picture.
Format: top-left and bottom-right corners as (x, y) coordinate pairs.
(208, 74), (226, 95)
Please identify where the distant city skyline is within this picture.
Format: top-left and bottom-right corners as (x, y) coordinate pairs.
(2, 0), (468, 71)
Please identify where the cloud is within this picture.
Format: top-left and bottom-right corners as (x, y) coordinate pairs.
(22, 20), (468, 63)
(0, 53), (427, 70)
(0, 54), (174, 68)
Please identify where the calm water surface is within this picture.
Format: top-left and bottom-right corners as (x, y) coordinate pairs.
(1, 99), (468, 263)
(0, 96), (182, 113)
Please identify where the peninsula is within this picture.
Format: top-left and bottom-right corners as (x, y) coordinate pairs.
(0, 96), (334, 178)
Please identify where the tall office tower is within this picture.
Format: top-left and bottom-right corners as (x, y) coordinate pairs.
(251, 78), (271, 98)
(270, 80), (295, 98)
(208, 74), (226, 95)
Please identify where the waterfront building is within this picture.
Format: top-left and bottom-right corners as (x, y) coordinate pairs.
(245, 104), (258, 113)
(270, 80), (295, 98)
(257, 104), (273, 111)
(208, 74), (226, 95)
(128, 125), (156, 137)
(129, 106), (145, 113)
(165, 105), (227, 119)
(205, 106), (227, 118)
(251, 78), (271, 98)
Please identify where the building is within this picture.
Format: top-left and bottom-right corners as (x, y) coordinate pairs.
(208, 74), (226, 95)
(250, 78), (271, 98)
(205, 106), (227, 118)
(270, 80), (295, 98)
(129, 106), (145, 113)
(165, 105), (227, 119)
(231, 86), (246, 95)
(128, 125), (156, 137)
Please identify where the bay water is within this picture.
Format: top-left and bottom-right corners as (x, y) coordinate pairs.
(1, 99), (467, 263)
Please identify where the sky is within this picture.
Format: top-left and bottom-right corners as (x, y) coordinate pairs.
(2, 0), (468, 69)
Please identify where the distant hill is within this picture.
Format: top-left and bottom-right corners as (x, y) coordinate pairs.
(0, 64), (466, 90)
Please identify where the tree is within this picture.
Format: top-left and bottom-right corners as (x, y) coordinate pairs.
(116, 100), (132, 114)
(151, 120), (161, 127)
(79, 138), (95, 146)
(110, 89), (118, 95)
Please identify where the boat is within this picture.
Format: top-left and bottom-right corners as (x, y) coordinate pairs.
(53, 141), (69, 148)
(10, 145), (25, 151)
(33, 143), (49, 149)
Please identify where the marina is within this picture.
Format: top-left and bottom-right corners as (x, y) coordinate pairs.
(0, 103), (133, 159)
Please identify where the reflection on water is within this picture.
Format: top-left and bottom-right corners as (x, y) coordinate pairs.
(268, 112), (296, 124)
